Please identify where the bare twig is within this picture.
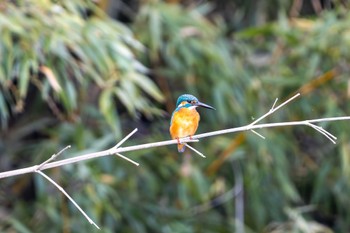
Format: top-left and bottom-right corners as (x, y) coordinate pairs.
(112, 128), (138, 150)
(35, 147), (100, 229)
(36, 170), (100, 229)
(184, 143), (206, 158)
(36, 145), (71, 170)
(250, 130), (266, 139)
(249, 93), (300, 126)
(115, 153), (139, 166)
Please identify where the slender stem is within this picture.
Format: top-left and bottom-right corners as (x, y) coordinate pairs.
(250, 130), (266, 139)
(112, 128), (138, 150)
(184, 143), (206, 158)
(249, 93), (300, 126)
(36, 145), (71, 170)
(36, 170), (100, 229)
(115, 153), (139, 166)
(35, 147), (100, 229)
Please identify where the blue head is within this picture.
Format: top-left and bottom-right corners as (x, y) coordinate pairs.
(175, 94), (215, 110)
(171, 94), (215, 123)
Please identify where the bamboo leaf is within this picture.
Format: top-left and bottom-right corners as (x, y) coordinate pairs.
(128, 72), (164, 102)
(0, 91), (9, 128)
(99, 88), (121, 137)
(40, 66), (62, 93)
(19, 59), (31, 97)
(114, 87), (136, 115)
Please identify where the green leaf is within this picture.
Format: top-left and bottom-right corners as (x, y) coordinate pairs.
(114, 86), (136, 116)
(99, 88), (121, 137)
(128, 72), (164, 102)
(149, 8), (161, 60)
(8, 218), (32, 233)
(66, 80), (77, 110)
(19, 59), (31, 97)
(0, 91), (9, 128)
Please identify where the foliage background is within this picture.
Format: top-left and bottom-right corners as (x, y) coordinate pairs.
(1, 0), (350, 232)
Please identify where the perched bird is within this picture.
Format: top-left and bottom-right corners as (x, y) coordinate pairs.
(170, 94), (215, 152)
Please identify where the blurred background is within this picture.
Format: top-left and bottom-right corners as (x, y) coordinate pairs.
(1, 0), (350, 232)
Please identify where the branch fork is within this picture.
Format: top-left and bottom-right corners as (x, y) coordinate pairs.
(31, 130), (142, 230)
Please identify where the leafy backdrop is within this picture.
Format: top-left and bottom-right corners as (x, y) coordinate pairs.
(0, 0), (350, 232)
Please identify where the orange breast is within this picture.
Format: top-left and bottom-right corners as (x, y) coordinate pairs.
(170, 107), (200, 139)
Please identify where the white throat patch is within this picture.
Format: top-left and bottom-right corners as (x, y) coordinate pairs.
(187, 106), (197, 110)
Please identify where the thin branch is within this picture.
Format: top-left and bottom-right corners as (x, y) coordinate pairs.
(112, 128), (138, 150)
(1, 93), (350, 182)
(184, 143), (206, 158)
(192, 116), (350, 140)
(35, 147), (100, 229)
(36, 145), (71, 170)
(250, 130), (266, 139)
(115, 153), (139, 166)
(306, 122), (337, 144)
(36, 170), (100, 229)
(271, 98), (278, 110)
(249, 93), (300, 126)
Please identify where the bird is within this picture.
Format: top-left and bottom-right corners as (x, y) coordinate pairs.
(170, 94), (215, 152)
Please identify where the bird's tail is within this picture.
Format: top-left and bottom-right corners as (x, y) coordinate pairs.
(177, 144), (186, 153)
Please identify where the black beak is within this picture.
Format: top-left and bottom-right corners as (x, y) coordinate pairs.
(196, 101), (216, 110)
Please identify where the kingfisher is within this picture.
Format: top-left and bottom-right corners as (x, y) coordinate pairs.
(170, 94), (215, 152)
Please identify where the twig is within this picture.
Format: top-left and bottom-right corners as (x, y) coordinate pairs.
(115, 153), (139, 166)
(306, 122), (337, 144)
(250, 130), (266, 139)
(112, 128), (138, 150)
(36, 145), (71, 170)
(184, 143), (206, 158)
(249, 93), (300, 126)
(36, 170), (100, 229)
(35, 147), (100, 229)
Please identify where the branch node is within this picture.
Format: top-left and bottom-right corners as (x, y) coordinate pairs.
(36, 169), (100, 229)
(36, 145), (71, 171)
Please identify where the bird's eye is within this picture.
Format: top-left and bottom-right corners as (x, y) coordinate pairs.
(190, 100), (196, 104)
